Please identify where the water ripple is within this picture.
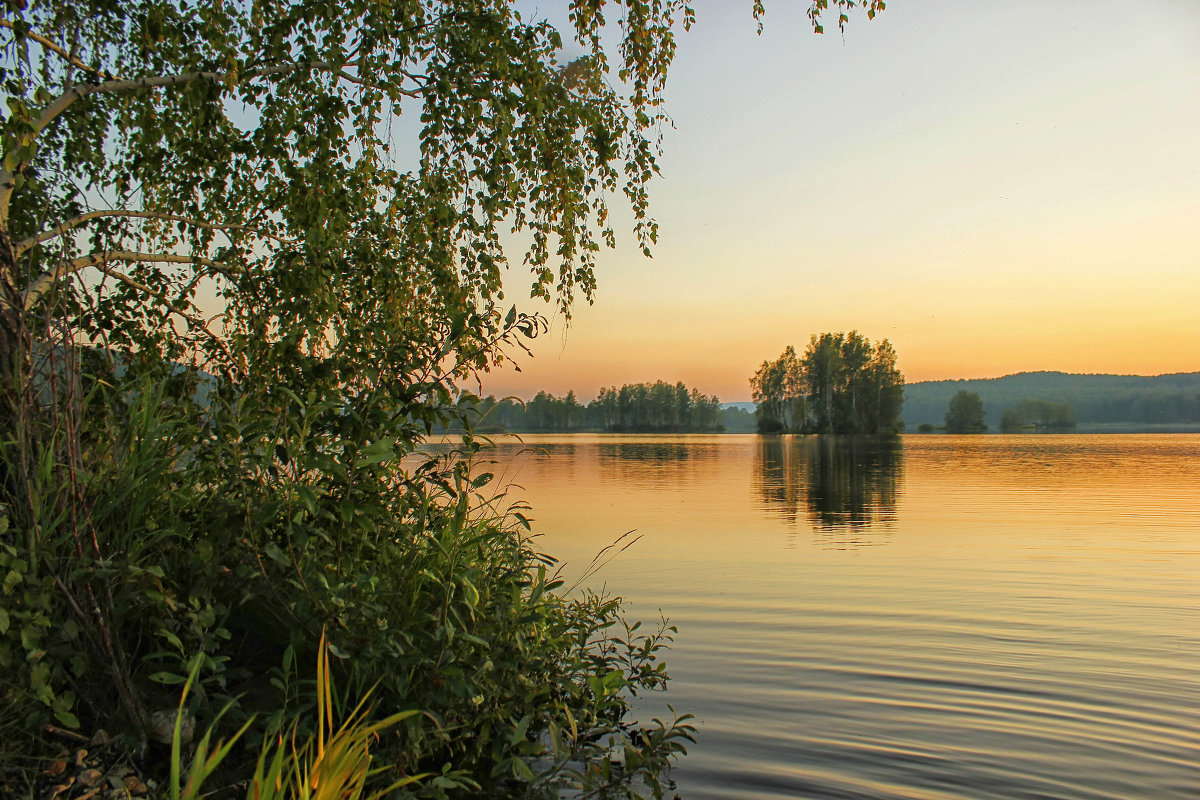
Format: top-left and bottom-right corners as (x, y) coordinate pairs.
(485, 435), (1200, 799)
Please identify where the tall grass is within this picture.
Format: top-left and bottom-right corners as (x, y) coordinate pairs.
(0, 352), (694, 797)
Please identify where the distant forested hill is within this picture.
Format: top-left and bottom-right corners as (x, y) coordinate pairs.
(902, 372), (1200, 431)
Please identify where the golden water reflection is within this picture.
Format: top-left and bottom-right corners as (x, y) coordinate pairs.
(754, 436), (901, 542)
(460, 434), (1200, 800)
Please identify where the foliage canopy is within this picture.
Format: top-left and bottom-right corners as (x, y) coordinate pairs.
(999, 398), (1076, 433)
(1, 0), (696, 398)
(1, 0), (885, 388)
(944, 389), (987, 434)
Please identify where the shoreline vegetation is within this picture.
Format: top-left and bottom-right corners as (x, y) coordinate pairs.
(451, 382), (757, 434)
(472, 370), (1200, 436)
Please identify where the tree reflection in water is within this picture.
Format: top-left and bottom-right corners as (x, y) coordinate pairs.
(755, 436), (902, 546)
(598, 442), (692, 463)
(594, 440), (708, 491)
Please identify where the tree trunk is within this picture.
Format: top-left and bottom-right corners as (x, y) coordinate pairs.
(0, 226), (31, 497)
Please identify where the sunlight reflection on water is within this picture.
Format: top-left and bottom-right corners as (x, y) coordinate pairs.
(439, 434), (1200, 799)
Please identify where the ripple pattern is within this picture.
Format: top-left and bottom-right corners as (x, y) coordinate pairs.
(477, 434), (1200, 799)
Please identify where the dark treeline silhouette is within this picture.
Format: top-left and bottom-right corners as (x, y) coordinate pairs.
(1077, 392), (1200, 424)
(459, 381), (751, 433)
(903, 372), (1200, 430)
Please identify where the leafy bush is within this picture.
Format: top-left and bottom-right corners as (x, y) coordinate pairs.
(0, 355), (694, 797)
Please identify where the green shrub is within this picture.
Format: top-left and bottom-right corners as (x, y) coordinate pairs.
(0, 361), (693, 798)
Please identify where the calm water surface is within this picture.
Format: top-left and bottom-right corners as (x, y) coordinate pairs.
(475, 434), (1200, 799)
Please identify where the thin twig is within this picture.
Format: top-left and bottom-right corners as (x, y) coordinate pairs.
(16, 209), (297, 255)
(23, 250), (239, 310)
(0, 19), (122, 80)
(43, 725), (89, 743)
(564, 530), (643, 593)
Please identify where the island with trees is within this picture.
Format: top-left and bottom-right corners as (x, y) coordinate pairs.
(750, 332), (905, 435)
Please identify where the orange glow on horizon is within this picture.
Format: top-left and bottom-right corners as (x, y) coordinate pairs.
(476, 2), (1200, 404)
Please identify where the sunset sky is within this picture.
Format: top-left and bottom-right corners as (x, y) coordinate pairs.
(481, 0), (1200, 402)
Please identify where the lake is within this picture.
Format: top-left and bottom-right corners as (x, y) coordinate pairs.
(468, 434), (1200, 799)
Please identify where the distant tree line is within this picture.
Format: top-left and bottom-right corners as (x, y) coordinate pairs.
(1076, 392), (1200, 424)
(902, 372), (1200, 430)
(922, 392), (1077, 434)
(1000, 399), (1076, 432)
(456, 381), (754, 433)
(751, 332), (905, 435)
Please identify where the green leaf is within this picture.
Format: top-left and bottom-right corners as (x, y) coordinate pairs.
(511, 757), (535, 781)
(459, 631), (487, 647)
(460, 578), (480, 608)
(296, 485), (317, 513)
(150, 671), (187, 685)
(159, 629), (184, 653)
(509, 715), (531, 745)
(359, 439), (394, 466)
(264, 542), (289, 566)
(54, 708), (81, 729)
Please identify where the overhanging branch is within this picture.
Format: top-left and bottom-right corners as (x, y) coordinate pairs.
(31, 56), (392, 138)
(0, 56), (395, 220)
(0, 19), (122, 80)
(23, 250), (238, 311)
(16, 209), (297, 255)
(87, 261), (240, 369)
